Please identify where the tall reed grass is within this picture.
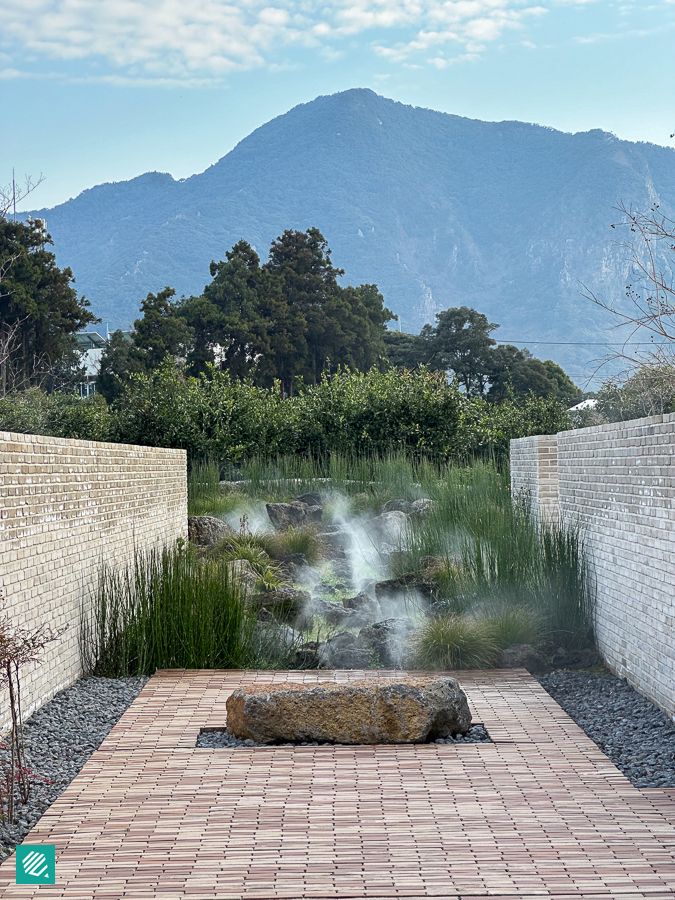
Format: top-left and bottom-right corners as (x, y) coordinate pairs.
(81, 544), (262, 676)
(187, 459), (241, 518)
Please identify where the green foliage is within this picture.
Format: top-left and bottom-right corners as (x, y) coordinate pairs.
(419, 306), (498, 396)
(187, 460), (244, 518)
(484, 605), (543, 649)
(82, 544), (262, 677)
(596, 366), (675, 422)
(0, 366), (570, 464)
(387, 309), (580, 407)
(287, 367), (463, 458)
(0, 387), (112, 441)
(395, 462), (593, 651)
(179, 229), (394, 395)
(412, 615), (500, 669)
(108, 361), (286, 461)
(256, 528), (324, 566)
(0, 217), (97, 393)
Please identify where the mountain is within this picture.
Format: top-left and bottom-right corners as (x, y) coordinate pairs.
(27, 88), (675, 382)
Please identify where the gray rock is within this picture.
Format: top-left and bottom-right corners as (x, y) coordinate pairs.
(411, 498), (434, 516)
(358, 618), (416, 668)
(266, 501), (323, 530)
(326, 631), (360, 651)
(343, 591), (381, 621)
(318, 601), (360, 627)
(248, 588), (310, 618)
(375, 575), (436, 603)
(497, 643), (549, 674)
(295, 492), (323, 507)
(367, 510), (407, 544)
(188, 515), (236, 547)
(317, 531), (349, 555)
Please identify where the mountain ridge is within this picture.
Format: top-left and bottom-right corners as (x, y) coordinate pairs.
(26, 88), (675, 381)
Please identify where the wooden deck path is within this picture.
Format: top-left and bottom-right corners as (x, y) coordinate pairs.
(0, 668), (674, 898)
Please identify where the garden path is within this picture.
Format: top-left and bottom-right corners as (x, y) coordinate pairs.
(0, 668), (673, 898)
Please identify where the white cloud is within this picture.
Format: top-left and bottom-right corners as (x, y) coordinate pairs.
(0, 0), (590, 81)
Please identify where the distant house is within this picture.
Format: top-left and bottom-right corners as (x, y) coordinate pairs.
(75, 330), (132, 398)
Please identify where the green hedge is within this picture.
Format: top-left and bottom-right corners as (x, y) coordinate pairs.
(0, 363), (570, 462)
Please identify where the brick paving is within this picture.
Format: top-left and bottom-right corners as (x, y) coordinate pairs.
(0, 668), (674, 898)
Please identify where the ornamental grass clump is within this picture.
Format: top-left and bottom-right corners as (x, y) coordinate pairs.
(412, 615), (500, 670)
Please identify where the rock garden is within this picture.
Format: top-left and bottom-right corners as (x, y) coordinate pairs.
(183, 457), (596, 677)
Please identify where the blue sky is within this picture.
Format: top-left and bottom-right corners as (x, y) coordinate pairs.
(2, 0), (674, 209)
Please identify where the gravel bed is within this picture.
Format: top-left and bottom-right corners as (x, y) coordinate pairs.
(537, 671), (675, 788)
(0, 676), (148, 861)
(196, 723), (491, 748)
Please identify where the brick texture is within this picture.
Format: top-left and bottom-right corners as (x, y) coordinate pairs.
(511, 415), (675, 718)
(0, 431), (187, 731)
(510, 433), (559, 522)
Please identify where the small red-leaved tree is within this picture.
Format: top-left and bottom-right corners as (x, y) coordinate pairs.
(0, 596), (67, 822)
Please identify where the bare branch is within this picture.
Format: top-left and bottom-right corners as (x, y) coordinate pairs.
(0, 174), (45, 220)
(581, 202), (675, 373)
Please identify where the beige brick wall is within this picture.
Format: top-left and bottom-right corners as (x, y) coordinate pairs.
(511, 415), (675, 718)
(510, 434), (559, 522)
(0, 431), (187, 730)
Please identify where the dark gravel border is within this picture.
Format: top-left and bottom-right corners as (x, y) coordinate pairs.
(537, 671), (675, 788)
(196, 723), (491, 748)
(0, 676), (148, 862)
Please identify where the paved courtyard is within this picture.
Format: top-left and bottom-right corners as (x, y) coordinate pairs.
(0, 668), (674, 898)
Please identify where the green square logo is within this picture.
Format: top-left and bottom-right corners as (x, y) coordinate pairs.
(16, 845), (55, 884)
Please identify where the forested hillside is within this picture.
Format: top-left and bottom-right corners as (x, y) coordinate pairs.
(26, 88), (675, 378)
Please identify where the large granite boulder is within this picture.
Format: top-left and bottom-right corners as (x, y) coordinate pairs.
(188, 516), (236, 547)
(225, 677), (472, 744)
(266, 501), (322, 530)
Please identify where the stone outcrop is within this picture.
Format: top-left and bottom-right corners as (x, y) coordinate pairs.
(367, 510), (407, 545)
(375, 575), (436, 603)
(342, 591), (381, 620)
(187, 515), (236, 547)
(266, 501), (323, 530)
(248, 588), (310, 618)
(381, 499), (414, 515)
(225, 677), (472, 744)
(358, 617), (416, 667)
(411, 498), (434, 516)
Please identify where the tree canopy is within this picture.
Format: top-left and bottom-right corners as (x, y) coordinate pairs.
(0, 217), (97, 394)
(97, 228), (395, 400)
(385, 306), (580, 404)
